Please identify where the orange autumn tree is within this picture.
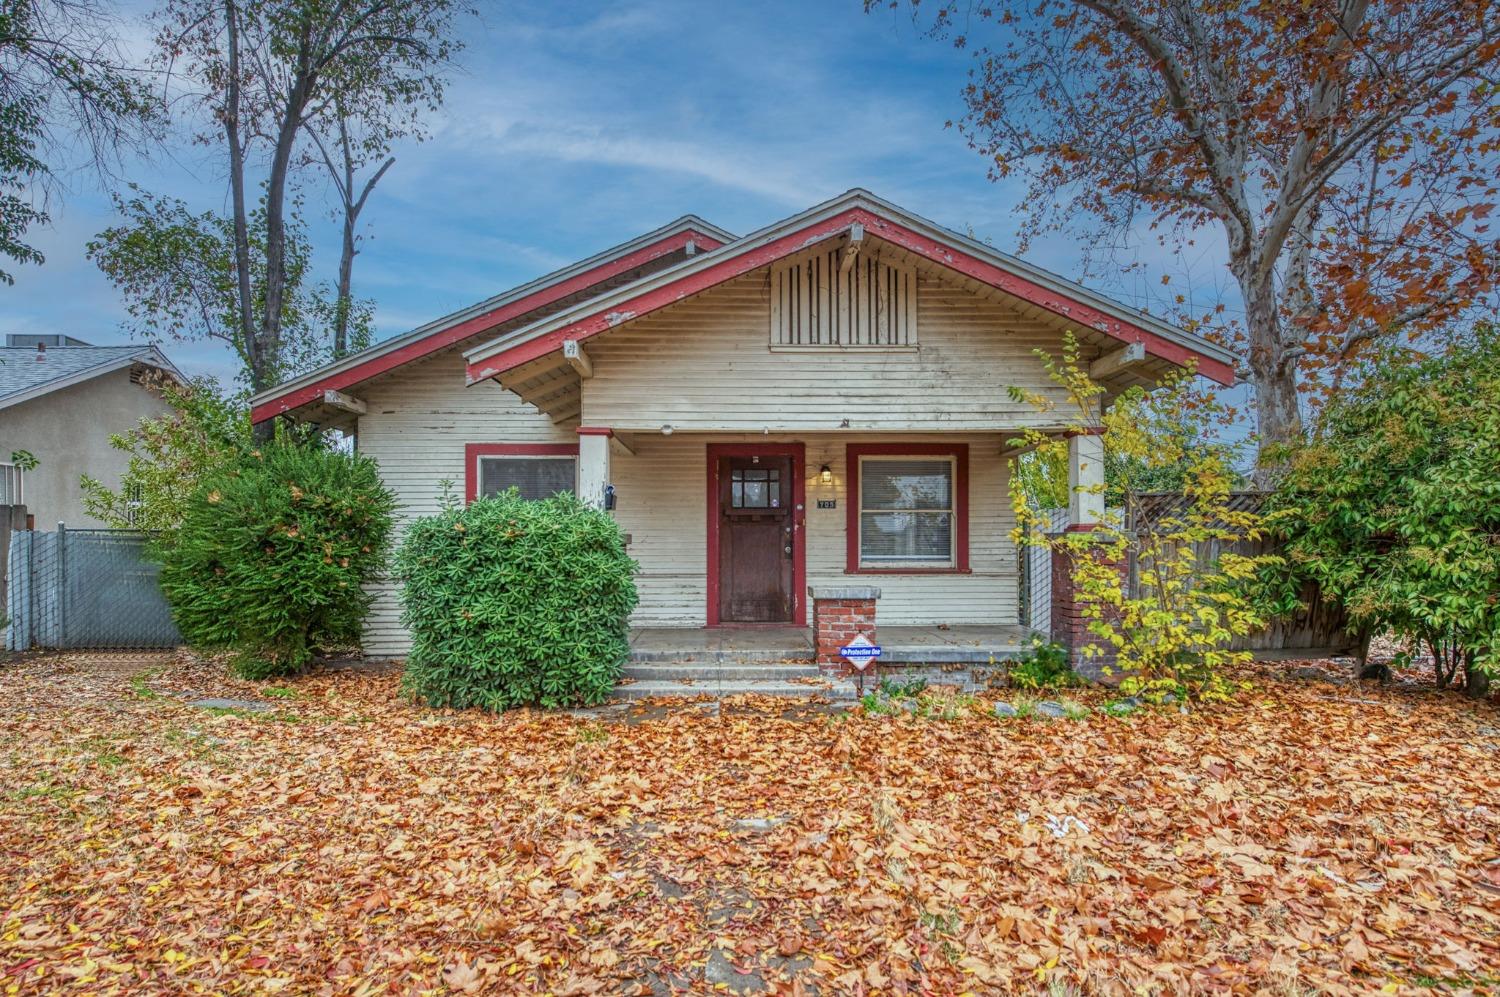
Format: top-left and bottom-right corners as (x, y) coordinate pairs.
(875, 0), (1500, 461)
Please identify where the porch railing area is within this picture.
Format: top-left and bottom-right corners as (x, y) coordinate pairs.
(1018, 493), (1357, 658)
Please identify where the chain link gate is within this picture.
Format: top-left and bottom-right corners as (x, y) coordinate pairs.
(5, 527), (181, 651)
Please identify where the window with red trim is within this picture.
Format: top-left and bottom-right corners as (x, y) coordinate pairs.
(463, 443), (578, 504)
(846, 444), (969, 573)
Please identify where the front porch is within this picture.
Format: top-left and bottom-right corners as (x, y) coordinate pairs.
(628, 624), (1032, 665)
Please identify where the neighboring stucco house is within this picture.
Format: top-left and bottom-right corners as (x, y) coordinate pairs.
(249, 190), (1235, 659)
(0, 335), (182, 529)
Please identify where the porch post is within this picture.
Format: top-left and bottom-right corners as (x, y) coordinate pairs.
(1066, 429), (1105, 528)
(577, 427), (612, 510)
(1053, 427), (1120, 682)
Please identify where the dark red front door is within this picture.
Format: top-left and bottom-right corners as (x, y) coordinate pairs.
(717, 455), (794, 623)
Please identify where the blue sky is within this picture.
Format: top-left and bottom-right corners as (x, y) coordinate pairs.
(3, 0), (1237, 389)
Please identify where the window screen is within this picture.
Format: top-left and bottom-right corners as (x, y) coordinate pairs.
(478, 456), (576, 501)
(858, 457), (954, 565)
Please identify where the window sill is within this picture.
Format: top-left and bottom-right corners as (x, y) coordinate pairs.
(846, 567), (970, 575)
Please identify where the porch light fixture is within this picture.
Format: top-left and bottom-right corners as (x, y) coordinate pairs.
(660, 424), (673, 436)
(820, 464), (832, 484)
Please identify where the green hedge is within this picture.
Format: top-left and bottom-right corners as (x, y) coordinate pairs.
(158, 443), (395, 678)
(395, 491), (639, 710)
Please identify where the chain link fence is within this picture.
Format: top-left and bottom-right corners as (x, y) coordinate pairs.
(1017, 508), (1068, 634)
(6, 527), (181, 651)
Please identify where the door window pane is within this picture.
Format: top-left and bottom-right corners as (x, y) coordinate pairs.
(730, 467), (780, 508)
(478, 456), (576, 500)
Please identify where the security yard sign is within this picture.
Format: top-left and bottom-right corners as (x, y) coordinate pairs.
(840, 633), (882, 671)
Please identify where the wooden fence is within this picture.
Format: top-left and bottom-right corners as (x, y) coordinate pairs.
(1126, 491), (1359, 659)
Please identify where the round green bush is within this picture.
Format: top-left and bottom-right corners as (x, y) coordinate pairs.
(395, 491), (639, 710)
(158, 443), (395, 678)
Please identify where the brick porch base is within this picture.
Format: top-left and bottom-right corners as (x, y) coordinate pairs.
(809, 586), (880, 675)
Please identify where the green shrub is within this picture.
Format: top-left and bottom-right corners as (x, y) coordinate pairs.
(157, 443), (395, 678)
(395, 490), (639, 710)
(1268, 325), (1500, 697)
(1006, 637), (1080, 690)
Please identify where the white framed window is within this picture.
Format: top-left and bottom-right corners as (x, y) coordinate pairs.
(476, 455), (576, 501)
(857, 456), (956, 568)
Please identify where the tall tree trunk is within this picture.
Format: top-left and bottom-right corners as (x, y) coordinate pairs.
(258, 15), (315, 427)
(223, 2), (255, 386)
(1242, 271), (1302, 483)
(335, 204), (355, 357)
(223, 0), (274, 444)
(260, 95), (304, 393)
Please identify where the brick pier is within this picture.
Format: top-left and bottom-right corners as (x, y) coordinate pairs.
(808, 586), (880, 674)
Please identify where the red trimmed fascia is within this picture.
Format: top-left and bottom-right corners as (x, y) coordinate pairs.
(705, 443), (807, 628)
(576, 426), (613, 436)
(463, 442), (579, 504)
(845, 443), (970, 575)
(251, 229), (724, 424)
(466, 207), (1235, 386)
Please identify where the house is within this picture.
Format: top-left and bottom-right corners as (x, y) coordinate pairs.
(249, 190), (1235, 663)
(0, 335), (182, 529)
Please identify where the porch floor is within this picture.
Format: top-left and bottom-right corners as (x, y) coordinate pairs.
(628, 625), (1033, 664)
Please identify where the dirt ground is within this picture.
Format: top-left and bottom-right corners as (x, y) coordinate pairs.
(1, 650), (1497, 994)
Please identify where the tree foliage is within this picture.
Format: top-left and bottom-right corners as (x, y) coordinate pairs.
(88, 187), (371, 385)
(1268, 325), (1500, 696)
(80, 373), (251, 533)
(0, 0), (159, 283)
(1008, 335), (1275, 699)
(396, 489), (639, 711)
(158, 443), (395, 678)
(153, 0), (467, 397)
(880, 0), (1500, 458)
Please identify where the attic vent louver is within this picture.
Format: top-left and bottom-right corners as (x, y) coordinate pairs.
(770, 247), (916, 348)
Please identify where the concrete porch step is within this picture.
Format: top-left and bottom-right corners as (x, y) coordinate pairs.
(621, 662), (822, 682)
(627, 648), (814, 665)
(612, 677), (860, 701)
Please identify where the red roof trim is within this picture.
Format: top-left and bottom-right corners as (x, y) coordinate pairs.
(466, 208), (1235, 387)
(251, 228), (725, 424)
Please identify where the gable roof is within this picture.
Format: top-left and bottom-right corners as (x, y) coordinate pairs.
(0, 344), (182, 412)
(249, 214), (735, 424)
(463, 189), (1237, 387)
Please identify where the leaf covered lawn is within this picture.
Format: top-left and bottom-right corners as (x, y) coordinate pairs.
(2, 653), (1498, 995)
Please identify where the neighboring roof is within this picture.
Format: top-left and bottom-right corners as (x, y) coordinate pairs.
(5, 333), (92, 348)
(249, 214), (736, 424)
(464, 189), (1237, 387)
(0, 344), (183, 413)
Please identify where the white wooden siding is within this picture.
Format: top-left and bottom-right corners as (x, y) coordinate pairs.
(356, 349), (575, 656)
(612, 432), (1015, 627)
(351, 263), (1065, 655)
(583, 267), (1092, 431)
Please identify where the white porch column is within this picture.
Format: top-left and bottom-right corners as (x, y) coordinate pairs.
(577, 427), (612, 510)
(1067, 430), (1105, 527)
